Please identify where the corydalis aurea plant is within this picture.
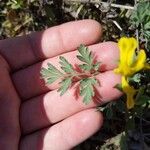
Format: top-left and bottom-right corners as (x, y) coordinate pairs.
(40, 44), (101, 104)
(114, 37), (150, 109)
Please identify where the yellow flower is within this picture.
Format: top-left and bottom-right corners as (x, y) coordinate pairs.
(122, 76), (137, 109)
(114, 37), (147, 76)
(114, 37), (150, 109)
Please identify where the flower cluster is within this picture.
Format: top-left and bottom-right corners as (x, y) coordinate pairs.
(114, 37), (150, 109)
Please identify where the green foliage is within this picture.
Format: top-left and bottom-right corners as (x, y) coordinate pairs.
(77, 44), (101, 72)
(58, 78), (72, 96)
(131, 2), (150, 26)
(7, 0), (24, 9)
(41, 45), (100, 104)
(59, 56), (74, 73)
(80, 78), (98, 104)
(128, 73), (141, 83)
(40, 63), (63, 84)
(77, 44), (93, 71)
(0, 0), (66, 38)
(127, 70), (150, 107)
(130, 1), (150, 51)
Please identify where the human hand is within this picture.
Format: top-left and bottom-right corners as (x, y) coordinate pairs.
(0, 20), (121, 150)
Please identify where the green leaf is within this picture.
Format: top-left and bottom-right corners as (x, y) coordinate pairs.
(47, 63), (63, 75)
(46, 77), (58, 84)
(76, 55), (86, 63)
(132, 73), (142, 83)
(77, 44), (93, 71)
(128, 73), (142, 86)
(130, 1), (150, 41)
(41, 44), (101, 101)
(59, 56), (74, 73)
(40, 63), (63, 84)
(58, 78), (72, 96)
(80, 78), (98, 104)
(144, 21), (150, 30)
(79, 64), (91, 71)
(144, 30), (150, 39)
(93, 62), (101, 71)
(136, 1), (150, 22)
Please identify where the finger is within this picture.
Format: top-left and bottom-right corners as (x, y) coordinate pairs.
(0, 55), (20, 150)
(20, 71), (121, 134)
(13, 42), (119, 100)
(0, 20), (102, 71)
(20, 109), (103, 150)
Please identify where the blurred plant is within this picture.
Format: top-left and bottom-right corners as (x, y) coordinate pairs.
(0, 0), (66, 38)
(2, 9), (33, 37)
(130, 1), (150, 51)
(7, 0), (24, 9)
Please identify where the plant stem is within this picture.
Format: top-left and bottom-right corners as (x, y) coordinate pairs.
(61, 70), (99, 80)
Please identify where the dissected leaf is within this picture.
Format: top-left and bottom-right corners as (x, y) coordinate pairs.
(58, 77), (72, 96)
(77, 44), (93, 71)
(40, 62), (63, 84)
(47, 63), (63, 75)
(80, 78), (98, 104)
(131, 73), (141, 83)
(79, 64), (91, 71)
(77, 44), (101, 72)
(41, 45), (101, 102)
(144, 21), (150, 30)
(130, 1), (150, 40)
(93, 62), (101, 71)
(46, 77), (59, 84)
(59, 56), (74, 73)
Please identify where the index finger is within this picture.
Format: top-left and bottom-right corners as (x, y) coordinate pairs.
(0, 20), (102, 71)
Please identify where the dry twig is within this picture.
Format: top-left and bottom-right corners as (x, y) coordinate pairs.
(64, 0), (135, 10)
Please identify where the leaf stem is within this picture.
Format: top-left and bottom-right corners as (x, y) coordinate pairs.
(60, 70), (99, 81)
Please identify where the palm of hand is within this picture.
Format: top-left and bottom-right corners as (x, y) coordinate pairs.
(0, 20), (121, 150)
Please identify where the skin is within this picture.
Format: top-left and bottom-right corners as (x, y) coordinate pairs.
(0, 20), (121, 150)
